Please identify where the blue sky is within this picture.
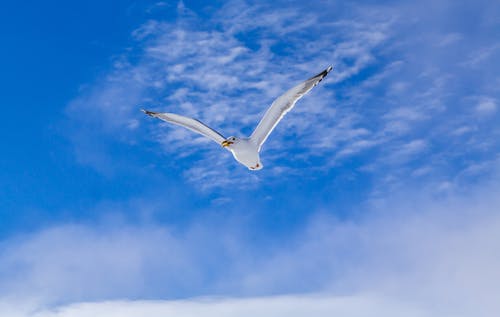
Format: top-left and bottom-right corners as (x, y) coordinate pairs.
(1, 0), (500, 316)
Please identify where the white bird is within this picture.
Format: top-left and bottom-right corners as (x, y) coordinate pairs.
(142, 66), (332, 170)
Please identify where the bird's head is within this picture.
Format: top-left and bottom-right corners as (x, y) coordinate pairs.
(221, 136), (237, 148)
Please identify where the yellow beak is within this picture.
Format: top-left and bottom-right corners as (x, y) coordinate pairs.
(221, 140), (233, 147)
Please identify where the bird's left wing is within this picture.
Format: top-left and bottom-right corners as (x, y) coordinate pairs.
(250, 66), (333, 151)
(142, 110), (226, 145)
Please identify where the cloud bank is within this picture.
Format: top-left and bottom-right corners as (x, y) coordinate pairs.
(1, 173), (499, 316)
(25, 295), (431, 317)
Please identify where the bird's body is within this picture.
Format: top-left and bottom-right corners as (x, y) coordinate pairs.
(225, 137), (263, 170)
(143, 66), (332, 170)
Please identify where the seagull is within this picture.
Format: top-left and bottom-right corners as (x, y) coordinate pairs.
(142, 66), (332, 170)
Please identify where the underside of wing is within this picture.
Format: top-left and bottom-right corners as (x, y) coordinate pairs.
(249, 66), (333, 150)
(142, 110), (226, 145)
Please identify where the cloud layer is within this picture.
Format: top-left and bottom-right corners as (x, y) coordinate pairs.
(23, 295), (432, 317)
(1, 173), (499, 316)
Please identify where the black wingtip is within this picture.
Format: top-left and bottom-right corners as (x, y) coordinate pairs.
(320, 65), (333, 77)
(141, 109), (158, 117)
(309, 66), (334, 81)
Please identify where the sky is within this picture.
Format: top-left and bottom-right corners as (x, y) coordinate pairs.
(0, 0), (499, 316)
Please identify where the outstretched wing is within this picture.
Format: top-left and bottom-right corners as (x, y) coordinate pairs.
(142, 109), (226, 145)
(250, 66), (333, 151)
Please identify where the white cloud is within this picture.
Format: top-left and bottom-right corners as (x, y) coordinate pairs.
(1, 176), (500, 316)
(462, 45), (499, 67)
(436, 32), (462, 47)
(389, 139), (427, 162)
(476, 97), (497, 115)
(451, 125), (474, 136)
(7, 295), (435, 317)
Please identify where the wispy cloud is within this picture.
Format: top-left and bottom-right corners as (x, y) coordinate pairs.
(475, 96), (497, 115)
(64, 1), (395, 190)
(64, 0), (500, 192)
(461, 44), (500, 68)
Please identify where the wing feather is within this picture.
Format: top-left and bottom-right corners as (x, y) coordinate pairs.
(142, 110), (226, 145)
(250, 66), (333, 150)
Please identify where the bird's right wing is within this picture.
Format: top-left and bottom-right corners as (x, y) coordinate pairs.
(142, 109), (226, 145)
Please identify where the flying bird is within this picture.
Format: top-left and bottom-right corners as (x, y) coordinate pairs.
(142, 66), (333, 170)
